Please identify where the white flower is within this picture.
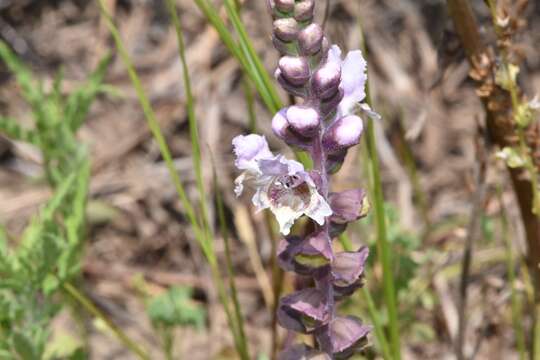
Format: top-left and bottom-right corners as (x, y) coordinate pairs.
(232, 134), (332, 235)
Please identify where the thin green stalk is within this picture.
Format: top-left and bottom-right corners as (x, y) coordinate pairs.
(193, 0), (280, 113)
(222, 0), (282, 110)
(212, 154), (250, 359)
(498, 186), (527, 360)
(62, 282), (150, 360)
(339, 234), (393, 360)
(243, 77), (257, 132)
(97, 3), (248, 358)
(164, 0), (211, 251)
(358, 20), (402, 360)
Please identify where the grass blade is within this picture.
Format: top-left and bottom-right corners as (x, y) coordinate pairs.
(96, 2), (248, 358)
(358, 21), (402, 360)
(165, 1), (250, 357)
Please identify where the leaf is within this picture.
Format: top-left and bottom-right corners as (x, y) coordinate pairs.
(0, 116), (39, 145)
(0, 40), (43, 108)
(65, 54), (112, 132)
(147, 286), (206, 329)
(12, 331), (39, 360)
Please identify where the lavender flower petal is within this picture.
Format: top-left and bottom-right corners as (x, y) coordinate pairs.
(277, 288), (330, 333)
(328, 316), (371, 359)
(328, 189), (370, 224)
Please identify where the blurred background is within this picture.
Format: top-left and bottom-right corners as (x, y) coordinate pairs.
(1, 0), (540, 358)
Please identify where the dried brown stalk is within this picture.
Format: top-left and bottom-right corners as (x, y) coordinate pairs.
(446, 0), (540, 358)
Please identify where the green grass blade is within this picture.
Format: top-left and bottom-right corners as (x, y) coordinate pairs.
(164, 0), (210, 235)
(212, 153), (250, 359)
(97, 2), (248, 358)
(222, 0), (282, 111)
(165, 1), (250, 357)
(358, 22), (402, 360)
(193, 0), (281, 114)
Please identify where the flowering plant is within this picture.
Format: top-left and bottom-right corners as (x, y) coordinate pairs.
(232, 0), (375, 357)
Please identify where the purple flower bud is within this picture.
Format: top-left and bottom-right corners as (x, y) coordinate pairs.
(286, 105), (320, 137)
(320, 88), (344, 116)
(272, 108), (311, 149)
(322, 115), (364, 153)
(278, 56), (310, 86)
(294, 0), (315, 22)
(312, 60), (341, 100)
(273, 34), (297, 55)
(274, 0), (295, 13)
(328, 189), (369, 224)
(276, 70), (308, 97)
(279, 344), (331, 360)
(278, 231), (333, 275)
(332, 247), (369, 300)
(298, 24), (323, 55)
(277, 288), (330, 333)
(273, 18), (299, 42)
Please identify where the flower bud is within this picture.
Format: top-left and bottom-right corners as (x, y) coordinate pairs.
(273, 18), (299, 42)
(276, 70), (308, 97)
(273, 34), (297, 55)
(278, 56), (310, 86)
(298, 23), (323, 55)
(328, 189), (369, 224)
(294, 0), (315, 22)
(332, 247), (368, 300)
(272, 109), (310, 149)
(286, 105), (320, 137)
(322, 115), (363, 153)
(312, 60), (341, 100)
(274, 0), (295, 13)
(328, 316), (371, 359)
(320, 87), (344, 116)
(277, 288), (330, 333)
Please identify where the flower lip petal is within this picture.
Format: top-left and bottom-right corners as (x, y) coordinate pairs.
(332, 247), (369, 300)
(328, 188), (369, 224)
(278, 231), (333, 275)
(278, 288), (330, 333)
(329, 316), (371, 359)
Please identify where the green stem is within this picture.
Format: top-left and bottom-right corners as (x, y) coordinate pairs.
(358, 21), (402, 360)
(97, 3), (248, 359)
(498, 186), (527, 359)
(62, 282), (150, 360)
(213, 156), (250, 359)
(164, 0), (211, 236)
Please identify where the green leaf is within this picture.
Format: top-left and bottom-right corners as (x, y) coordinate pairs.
(146, 286), (206, 329)
(12, 331), (39, 360)
(0, 40), (43, 108)
(0, 116), (39, 144)
(65, 54), (112, 132)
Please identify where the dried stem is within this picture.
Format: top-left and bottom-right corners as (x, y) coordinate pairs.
(446, 0), (540, 356)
